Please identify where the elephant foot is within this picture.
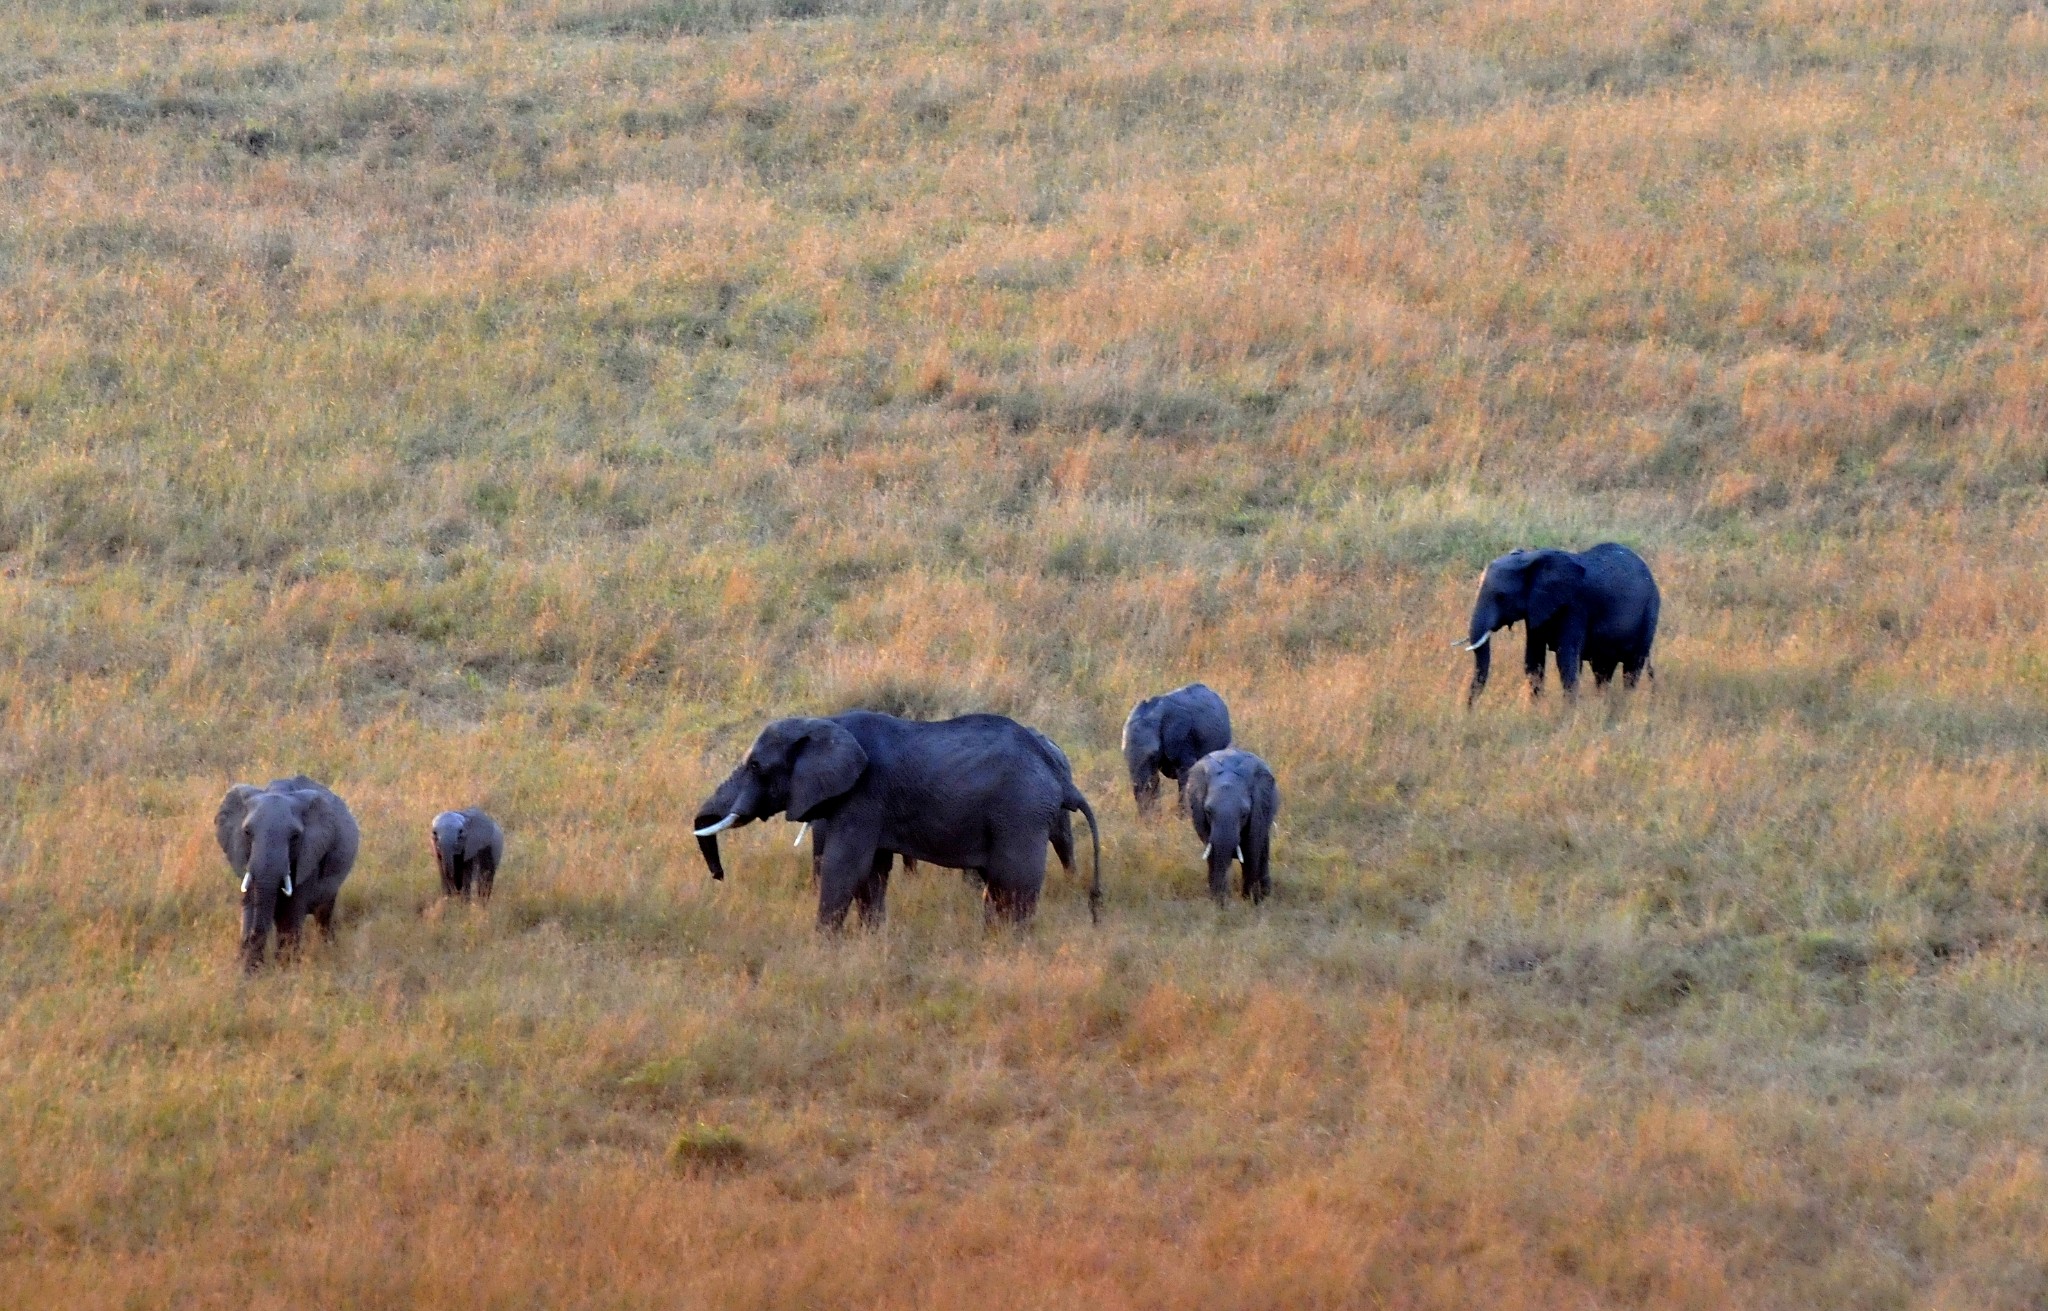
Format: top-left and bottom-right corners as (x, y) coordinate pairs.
(981, 886), (1038, 927)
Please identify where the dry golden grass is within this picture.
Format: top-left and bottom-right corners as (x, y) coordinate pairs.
(6, 0), (2048, 1304)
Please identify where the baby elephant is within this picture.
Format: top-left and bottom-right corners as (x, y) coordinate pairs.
(1184, 749), (1279, 905)
(431, 808), (504, 902)
(216, 776), (360, 971)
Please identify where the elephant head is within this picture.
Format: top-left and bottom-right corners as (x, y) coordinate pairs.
(693, 718), (869, 881)
(1462, 549), (1586, 702)
(1120, 696), (1167, 816)
(431, 810), (471, 890)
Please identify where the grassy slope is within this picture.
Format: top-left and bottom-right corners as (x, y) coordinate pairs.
(5, 0), (2048, 1304)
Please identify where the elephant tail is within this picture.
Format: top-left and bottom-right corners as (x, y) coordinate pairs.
(1064, 786), (1102, 924)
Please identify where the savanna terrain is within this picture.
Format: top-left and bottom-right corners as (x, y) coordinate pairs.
(6, 0), (2048, 1304)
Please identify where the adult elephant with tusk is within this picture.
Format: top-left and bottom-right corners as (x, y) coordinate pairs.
(694, 712), (1101, 928)
(215, 775), (360, 971)
(1184, 748), (1279, 905)
(1462, 543), (1660, 705)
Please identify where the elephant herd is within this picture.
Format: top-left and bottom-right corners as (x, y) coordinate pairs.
(214, 543), (1660, 967)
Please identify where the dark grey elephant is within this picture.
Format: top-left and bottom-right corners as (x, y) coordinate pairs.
(694, 712), (1101, 927)
(431, 808), (503, 902)
(1121, 683), (1232, 817)
(1462, 543), (1660, 704)
(215, 776), (360, 971)
(914, 727), (1079, 890)
(1184, 748), (1278, 904)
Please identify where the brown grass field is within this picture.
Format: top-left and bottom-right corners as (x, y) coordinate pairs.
(6, 0), (2048, 1304)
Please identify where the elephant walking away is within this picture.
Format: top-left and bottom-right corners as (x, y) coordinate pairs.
(215, 776), (360, 971)
(431, 808), (504, 902)
(1184, 749), (1279, 904)
(1122, 683), (1232, 817)
(696, 712), (1101, 928)
(1461, 544), (1660, 704)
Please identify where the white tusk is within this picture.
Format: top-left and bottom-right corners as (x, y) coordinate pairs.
(240, 871), (251, 894)
(1463, 631), (1491, 651)
(693, 813), (741, 838)
(793, 822), (810, 848)
(282, 874), (292, 897)
(1201, 843), (1212, 860)
(1236, 847), (1244, 862)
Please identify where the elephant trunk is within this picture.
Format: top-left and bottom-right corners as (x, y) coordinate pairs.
(693, 774), (761, 882)
(1126, 744), (1163, 818)
(241, 851), (287, 971)
(1465, 600), (1499, 705)
(438, 838), (463, 894)
(1203, 808), (1245, 904)
(1130, 770), (1161, 818)
(696, 829), (727, 882)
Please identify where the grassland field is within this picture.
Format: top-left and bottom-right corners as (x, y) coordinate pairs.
(7, 0), (2048, 1304)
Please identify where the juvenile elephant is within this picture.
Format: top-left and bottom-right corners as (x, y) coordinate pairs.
(1121, 683), (1232, 817)
(431, 808), (503, 902)
(1184, 748), (1278, 904)
(694, 712), (1101, 927)
(215, 776), (360, 971)
(1462, 543), (1660, 704)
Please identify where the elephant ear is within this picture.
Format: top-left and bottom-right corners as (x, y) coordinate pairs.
(215, 784), (262, 874)
(1121, 698), (1158, 756)
(1183, 758), (1213, 842)
(789, 721), (869, 821)
(1255, 764), (1280, 823)
(1527, 553), (1588, 630)
(285, 787), (352, 849)
(1123, 699), (1165, 780)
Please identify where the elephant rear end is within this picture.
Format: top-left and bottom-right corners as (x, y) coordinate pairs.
(1582, 542), (1660, 666)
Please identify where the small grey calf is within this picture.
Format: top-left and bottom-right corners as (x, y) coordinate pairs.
(1184, 748), (1279, 905)
(431, 808), (504, 902)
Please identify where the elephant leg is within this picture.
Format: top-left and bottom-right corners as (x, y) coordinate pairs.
(1174, 773), (1189, 814)
(474, 852), (497, 904)
(1556, 634), (1585, 698)
(439, 862), (461, 899)
(1243, 829), (1272, 904)
(854, 850), (892, 928)
(1524, 634), (1547, 697)
(1591, 658), (1618, 688)
(1622, 653), (1647, 688)
(312, 898), (338, 940)
(814, 830), (876, 931)
(275, 897), (310, 963)
(981, 842), (1046, 926)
